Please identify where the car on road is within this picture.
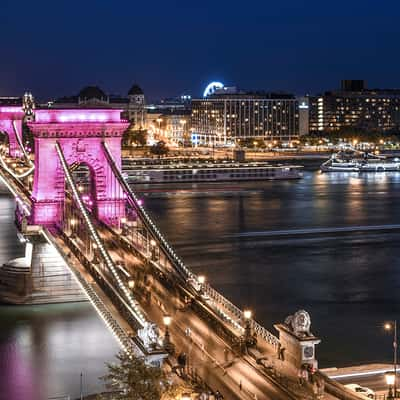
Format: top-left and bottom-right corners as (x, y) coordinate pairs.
(344, 383), (375, 399)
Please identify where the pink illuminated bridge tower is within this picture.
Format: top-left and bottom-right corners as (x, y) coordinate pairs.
(28, 109), (129, 226)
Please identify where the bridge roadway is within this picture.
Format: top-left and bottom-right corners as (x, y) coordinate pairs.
(93, 223), (339, 400)
(49, 226), (288, 399)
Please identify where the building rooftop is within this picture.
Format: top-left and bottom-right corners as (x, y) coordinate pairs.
(79, 86), (107, 100)
(128, 84), (143, 96)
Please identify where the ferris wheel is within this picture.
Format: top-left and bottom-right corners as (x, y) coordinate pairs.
(203, 81), (224, 97)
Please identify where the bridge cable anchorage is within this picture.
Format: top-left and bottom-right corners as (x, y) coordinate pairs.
(12, 120), (32, 164)
(101, 142), (280, 349)
(55, 141), (149, 329)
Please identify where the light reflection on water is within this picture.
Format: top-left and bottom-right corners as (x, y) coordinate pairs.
(145, 171), (400, 367)
(2, 171), (400, 399)
(0, 189), (119, 400)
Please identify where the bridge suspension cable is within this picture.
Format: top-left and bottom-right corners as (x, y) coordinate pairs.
(102, 141), (195, 281)
(55, 141), (149, 329)
(101, 141), (280, 349)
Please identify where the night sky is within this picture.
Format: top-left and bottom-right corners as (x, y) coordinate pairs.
(1, 0), (400, 101)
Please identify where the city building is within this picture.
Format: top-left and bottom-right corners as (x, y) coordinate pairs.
(146, 95), (192, 145)
(48, 84), (146, 129)
(309, 80), (400, 133)
(191, 84), (302, 145)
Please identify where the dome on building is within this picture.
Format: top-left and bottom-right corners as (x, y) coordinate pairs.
(128, 84), (144, 96)
(78, 86), (107, 100)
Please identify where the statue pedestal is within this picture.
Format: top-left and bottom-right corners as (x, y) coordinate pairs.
(274, 323), (320, 370)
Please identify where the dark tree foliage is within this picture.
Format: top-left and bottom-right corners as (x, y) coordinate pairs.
(100, 351), (172, 400)
(123, 124), (148, 147)
(150, 141), (169, 157)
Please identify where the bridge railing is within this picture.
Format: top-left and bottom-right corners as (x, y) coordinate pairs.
(202, 282), (280, 348)
(102, 142), (280, 350)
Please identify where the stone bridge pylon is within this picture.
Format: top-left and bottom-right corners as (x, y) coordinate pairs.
(28, 109), (129, 226)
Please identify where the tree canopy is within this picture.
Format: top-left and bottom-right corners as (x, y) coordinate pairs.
(101, 351), (173, 400)
(150, 141), (169, 157)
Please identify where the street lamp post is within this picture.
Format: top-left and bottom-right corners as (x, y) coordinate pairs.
(150, 238), (156, 260)
(385, 320), (398, 397)
(243, 309), (256, 347)
(156, 118), (162, 139)
(198, 275), (205, 293)
(163, 315), (175, 354)
(387, 371), (396, 399)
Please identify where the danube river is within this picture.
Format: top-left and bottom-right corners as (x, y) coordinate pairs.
(1, 171), (400, 399)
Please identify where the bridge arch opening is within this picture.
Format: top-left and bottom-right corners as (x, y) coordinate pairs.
(70, 161), (98, 215)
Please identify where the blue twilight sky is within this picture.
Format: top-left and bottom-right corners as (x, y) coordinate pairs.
(0, 0), (399, 100)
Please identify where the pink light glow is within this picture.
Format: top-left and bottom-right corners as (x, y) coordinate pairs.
(0, 107), (23, 113)
(35, 109), (124, 123)
(137, 199), (143, 206)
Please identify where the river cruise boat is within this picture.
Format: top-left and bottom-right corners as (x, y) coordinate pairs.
(321, 151), (400, 172)
(121, 161), (303, 184)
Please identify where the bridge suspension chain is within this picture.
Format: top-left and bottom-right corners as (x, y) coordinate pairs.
(55, 141), (149, 329)
(102, 142), (280, 349)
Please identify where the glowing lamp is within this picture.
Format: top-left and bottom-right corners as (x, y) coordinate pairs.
(128, 280), (135, 289)
(385, 323), (393, 331)
(150, 239), (156, 247)
(120, 217), (127, 224)
(386, 371), (395, 386)
(163, 315), (172, 326)
(244, 310), (252, 320)
(181, 394), (191, 400)
(198, 275), (206, 285)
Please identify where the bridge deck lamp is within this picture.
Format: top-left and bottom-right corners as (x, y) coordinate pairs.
(149, 238), (157, 260)
(384, 320), (398, 397)
(128, 280), (135, 290)
(244, 310), (252, 320)
(243, 309), (255, 346)
(198, 275), (205, 285)
(163, 315), (174, 354)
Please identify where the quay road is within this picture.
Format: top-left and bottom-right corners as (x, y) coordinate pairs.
(324, 364), (394, 397)
(94, 224), (341, 400)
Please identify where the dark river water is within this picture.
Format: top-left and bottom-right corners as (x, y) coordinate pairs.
(1, 171), (400, 399)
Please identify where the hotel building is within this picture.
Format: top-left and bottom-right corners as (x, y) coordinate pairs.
(191, 89), (303, 145)
(309, 80), (400, 133)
